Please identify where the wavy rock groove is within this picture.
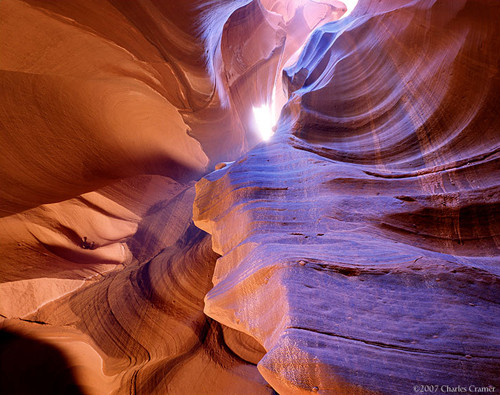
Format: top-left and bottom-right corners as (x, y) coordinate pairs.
(194, 0), (500, 393)
(1, 0), (500, 394)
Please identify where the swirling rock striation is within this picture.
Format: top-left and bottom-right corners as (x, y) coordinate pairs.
(1, 182), (273, 395)
(0, 0), (345, 394)
(3, 0), (500, 393)
(194, 0), (500, 393)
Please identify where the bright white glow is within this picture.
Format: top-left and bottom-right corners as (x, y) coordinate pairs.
(253, 104), (276, 141)
(339, 0), (359, 18)
(252, 0), (359, 142)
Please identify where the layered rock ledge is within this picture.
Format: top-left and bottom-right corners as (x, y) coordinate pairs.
(1, 0), (500, 394)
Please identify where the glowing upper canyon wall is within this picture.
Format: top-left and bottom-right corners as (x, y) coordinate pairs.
(1, 0), (499, 394)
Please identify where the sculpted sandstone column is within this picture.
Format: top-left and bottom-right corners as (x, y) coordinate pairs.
(194, 0), (500, 393)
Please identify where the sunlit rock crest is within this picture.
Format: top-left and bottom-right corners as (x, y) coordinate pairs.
(194, 0), (500, 393)
(1, 0), (499, 394)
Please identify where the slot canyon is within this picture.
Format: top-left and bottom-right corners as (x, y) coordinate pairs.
(0, 0), (499, 394)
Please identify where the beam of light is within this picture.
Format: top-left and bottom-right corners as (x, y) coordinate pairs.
(253, 103), (276, 141)
(252, 0), (359, 143)
(338, 0), (359, 18)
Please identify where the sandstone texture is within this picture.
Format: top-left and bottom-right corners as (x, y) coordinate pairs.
(1, 0), (499, 394)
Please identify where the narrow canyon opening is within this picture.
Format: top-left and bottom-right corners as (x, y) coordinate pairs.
(1, 0), (499, 394)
